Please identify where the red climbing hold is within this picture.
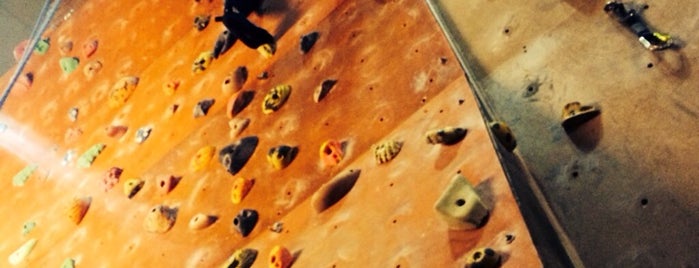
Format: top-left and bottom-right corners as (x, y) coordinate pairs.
(83, 39), (98, 58)
(103, 167), (123, 192)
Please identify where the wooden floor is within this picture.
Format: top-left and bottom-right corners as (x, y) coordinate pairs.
(0, 0), (541, 267)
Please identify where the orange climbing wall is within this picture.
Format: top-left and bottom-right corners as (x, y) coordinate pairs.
(0, 0), (541, 267)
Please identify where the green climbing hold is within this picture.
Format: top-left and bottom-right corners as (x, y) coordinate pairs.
(60, 57), (80, 74)
(34, 38), (50, 54)
(12, 164), (38, 187)
(77, 144), (106, 168)
(22, 221), (36, 236)
(61, 258), (75, 268)
(8, 238), (37, 265)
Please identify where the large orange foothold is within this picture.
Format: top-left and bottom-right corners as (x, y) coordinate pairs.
(192, 51), (214, 73)
(67, 196), (91, 225)
(266, 145), (298, 170)
(373, 140), (402, 164)
(227, 91), (254, 118)
(82, 39), (98, 58)
(83, 60), (103, 79)
(163, 80), (180, 96)
(231, 177), (254, 204)
(190, 145), (216, 172)
(262, 85), (291, 114)
(108, 76), (139, 108)
(222, 66), (248, 95)
(229, 118), (250, 138)
(188, 213), (217, 230)
(221, 248), (258, 268)
(269, 245), (293, 268)
(123, 178), (145, 199)
(157, 175), (181, 196)
(319, 140), (344, 167)
(143, 205), (177, 233)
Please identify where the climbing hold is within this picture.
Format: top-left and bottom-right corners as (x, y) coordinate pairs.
(83, 60), (102, 79)
(425, 127), (468, 145)
(219, 136), (259, 175)
(269, 221), (283, 233)
(465, 247), (501, 268)
(221, 248), (258, 268)
(135, 126), (152, 144)
(434, 174), (489, 230)
(103, 167), (123, 192)
(266, 145), (298, 170)
(300, 31), (320, 54)
(188, 213), (218, 230)
(257, 71), (268, 80)
(313, 79), (337, 103)
(227, 90), (254, 118)
(143, 205), (177, 233)
(231, 177), (254, 204)
(105, 125), (128, 138)
(15, 72), (33, 91)
(108, 76), (139, 108)
(488, 121), (516, 152)
(194, 15), (211, 31)
(34, 38), (50, 54)
(68, 107), (79, 122)
(67, 196), (91, 225)
(561, 101), (600, 132)
(8, 238), (37, 266)
(311, 169), (361, 213)
(194, 98), (215, 117)
(77, 143), (106, 168)
(229, 118), (250, 138)
(262, 84), (291, 114)
(319, 140), (344, 167)
(233, 209), (259, 237)
(373, 140), (402, 164)
(257, 44), (276, 59)
(59, 40), (73, 55)
(192, 51), (214, 73)
(212, 29), (237, 59)
(13, 39), (29, 61)
(163, 80), (180, 96)
(269, 245), (293, 268)
(61, 258), (75, 268)
(61, 150), (76, 166)
(82, 39), (98, 58)
(22, 221), (36, 236)
(12, 164), (38, 187)
(123, 178), (145, 199)
(59, 57), (80, 74)
(190, 145), (216, 172)
(230, 66), (249, 94)
(604, 1), (674, 51)
(156, 175), (181, 196)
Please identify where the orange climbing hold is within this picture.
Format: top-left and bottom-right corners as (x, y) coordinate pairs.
(226, 90), (254, 118)
(231, 177), (254, 204)
(188, 213), (217, 230)
(82, 39), (98, 58)
(67, 196), (91, 225)
(108, 76), (139, 108)
(269, 245), (293, 268)
(190, 145), (216, 172)
(83, 60), (103, 79)
(143, 205), (177, 233)
(319, 140), (344, 167)
(156, 175), (181, 196)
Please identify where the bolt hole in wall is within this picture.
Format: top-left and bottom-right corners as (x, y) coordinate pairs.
(641, 198), (649, 207)
(647, 62), (654, 68)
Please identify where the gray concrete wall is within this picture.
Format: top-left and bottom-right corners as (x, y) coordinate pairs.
(0, 0), (45, 72)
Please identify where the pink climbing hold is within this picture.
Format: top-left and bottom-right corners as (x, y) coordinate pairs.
(103, 167), (123, 192)
(12, 40), (29, 62)
(83, 39), (98, 58)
